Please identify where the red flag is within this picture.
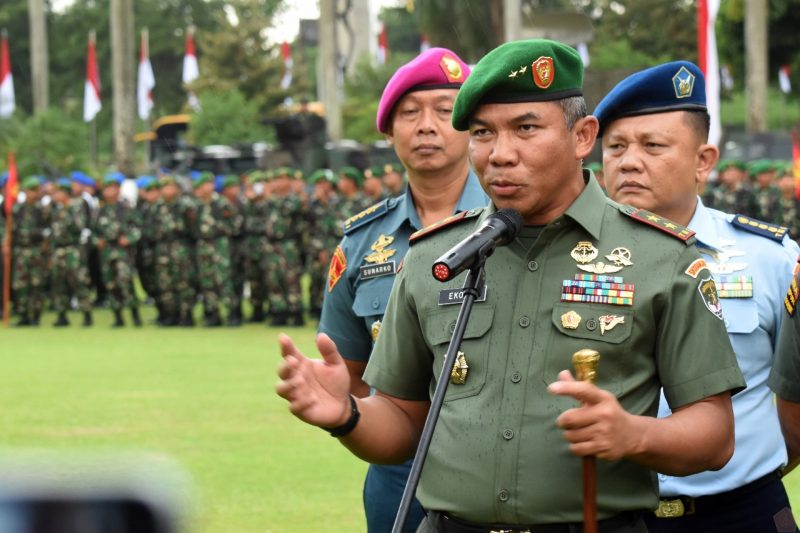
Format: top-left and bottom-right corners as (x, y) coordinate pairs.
(83, 31), (101, 122)
(792, 129), (800, 200)
(280, 41), (292, 90)
(377, 23), (388, 65)
(697, 0), (721, 145)
(4, 151), (17, 217)
(182, 28), (199, 85)
(0, 30), (15, 118)
(137, 29), (155, 120)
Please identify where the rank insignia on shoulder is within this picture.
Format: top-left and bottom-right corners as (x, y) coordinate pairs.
(785, 276), (799, 317)
(731, 215), (788, 243)
(343, 200), (391, 235)
(409, 208), (484, 246)
(620, 207), (695, 242)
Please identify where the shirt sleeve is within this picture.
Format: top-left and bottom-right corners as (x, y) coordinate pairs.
(656, 246), (746, 408)
(318, 236), (374, 361)
(768, 276), (800, 402)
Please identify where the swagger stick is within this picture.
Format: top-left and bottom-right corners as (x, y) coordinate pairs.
(573, 349), (600, 533)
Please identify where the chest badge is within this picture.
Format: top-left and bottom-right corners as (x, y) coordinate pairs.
(370, 320), (382, 342)
(605, 247), (633, 267)
(561, 310), (582, 330)
(450, 351), (469, 385)
(570, 241), (598, 264)
(598, 315), (625, 335)
(360, 234), (398, 281)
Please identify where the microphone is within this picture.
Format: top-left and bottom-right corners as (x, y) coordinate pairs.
(431, 208), (523, 282)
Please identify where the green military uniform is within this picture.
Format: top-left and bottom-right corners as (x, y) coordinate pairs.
(50, 188), (93, 326)
(242, 171), (271, 322)
(365, 173), (744, 525)
(134, 177), (160, 316)
(337, 167), (371, 221)
(95, 175), (142, 326)
(222, 176), (247, 325)
(9, 177), (50, 326)
(768, 266), (800, 401)
(152, 180), (197, 326)
(307, 169), (342, 318)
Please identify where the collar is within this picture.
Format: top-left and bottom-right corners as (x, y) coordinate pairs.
(687, 197), (722, 251)
(562, 171), (605, 240)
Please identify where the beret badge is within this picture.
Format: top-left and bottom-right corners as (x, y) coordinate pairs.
(672, 66), (695, 99)
(440, 55), (464, 82)
(533, 56), (555, 89)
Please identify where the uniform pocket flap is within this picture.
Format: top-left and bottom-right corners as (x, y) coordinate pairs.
(551, 303), (633, 344)
(352, 278), (395, 318)
(425, 306), (495, 346)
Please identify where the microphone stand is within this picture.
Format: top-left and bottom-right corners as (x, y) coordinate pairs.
(391, 263), (487, 533)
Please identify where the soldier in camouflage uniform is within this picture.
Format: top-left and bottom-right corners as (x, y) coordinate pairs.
(703, 159), (759, 217)
(306, 169), (342, 319)
(749, 159), (781, 221)
(775, 162), (800, 243)
(49, 178), (93, 327)
(337, 166), (370, 221)
(265, 167), (307, 326)
(221, 175), (246, 326)
(94, 172), (142, 327)
(381, 163), (406, 197)
(134, 176), (160, 320)
(192, 172), (237, 327)
(4, 177), (50, 326)
(243, 171), (272, 323)
(152, 175), (197, 326)
(363, 166), (388, 205)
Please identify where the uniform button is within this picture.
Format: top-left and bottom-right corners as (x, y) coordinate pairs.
(372, 297), (380, 309)
(511, 371), (521, 383)
(586, 318), (597, 331)
(502, 429), (514, 440)
(498, 489), (510, 502)
(527, 260), (539, 271)
(519, 316), (530, 328)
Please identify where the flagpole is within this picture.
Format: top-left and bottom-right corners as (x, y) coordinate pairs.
(2, 208), (10, 328)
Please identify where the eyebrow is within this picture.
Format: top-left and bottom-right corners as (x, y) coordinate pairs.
(469, 111), (543, 128)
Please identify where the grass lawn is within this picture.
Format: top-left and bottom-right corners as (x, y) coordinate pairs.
(1, 306), (799, 531)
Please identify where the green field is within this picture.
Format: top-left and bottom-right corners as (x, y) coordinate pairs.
(1, 307), (799, 532)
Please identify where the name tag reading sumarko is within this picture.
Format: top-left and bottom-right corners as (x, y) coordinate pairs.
(438, 285), (488, 306)
(359, 261), (396, 280)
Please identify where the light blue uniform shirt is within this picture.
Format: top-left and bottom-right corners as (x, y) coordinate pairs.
(658, 199), (799, 497)
(319, 170), (488, 361)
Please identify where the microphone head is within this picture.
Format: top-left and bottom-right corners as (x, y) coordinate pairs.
(490, 208), (523, 244)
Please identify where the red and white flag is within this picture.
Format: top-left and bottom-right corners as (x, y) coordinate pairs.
(779, 65), (792, 94)
(137, 29), (155, 121)
(83, 31), (102, 122)
(377, 23), (388, 65)
(419, 33), (430, 53)
(182, 28), (199, 85)
(0, 30), (15, 119)
(280, 41), (293, 90)
(792, 129), (800, 200)
(4, 151), (17, 217)
(697, 0), (721, 146)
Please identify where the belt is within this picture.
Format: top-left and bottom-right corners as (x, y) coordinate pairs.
(438, 511), (641, 533)
(655, 470), (781, 518)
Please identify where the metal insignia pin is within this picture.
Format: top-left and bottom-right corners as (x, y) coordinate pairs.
(370, 320), (382, 342)
(598, 315), (625, 335)
(605, 247), (633, 267)
(577, 261), (623, 275)
(571, 241), (599, 264)
(450, 351), (469, 385)
(561, 310), (582, 330)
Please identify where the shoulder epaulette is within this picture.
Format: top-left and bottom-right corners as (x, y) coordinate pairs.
(409, 208), (484, 246)
(620, 206), (695, 243)
(343, 199), (392, 235)
(731, 214), (788, 243)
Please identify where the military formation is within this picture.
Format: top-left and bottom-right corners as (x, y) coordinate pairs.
(0, 163), (405, 328)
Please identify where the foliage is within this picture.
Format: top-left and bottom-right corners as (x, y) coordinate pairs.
(588, 38), (668, 70)
(381, 6), (422, 57)
(2, 107), (89, 177)
(414, 0), (504, 63)
(189, 90), (270, 146)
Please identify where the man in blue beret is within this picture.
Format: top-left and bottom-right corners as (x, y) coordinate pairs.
(596, 60), (800, 533)
(278, 40), (744, 533)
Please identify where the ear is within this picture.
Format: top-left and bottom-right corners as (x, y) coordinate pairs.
(384, 126), (394, 147)
(573, 116), (599, 160)
(695, 143), (719, 186)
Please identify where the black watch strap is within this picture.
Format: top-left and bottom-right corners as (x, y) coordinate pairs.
(327, 395), (360, 437)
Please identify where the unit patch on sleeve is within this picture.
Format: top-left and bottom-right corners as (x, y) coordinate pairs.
(327, 244), (347, 292)
(685, 258), (709, 278)
(698, 276), (723, 319)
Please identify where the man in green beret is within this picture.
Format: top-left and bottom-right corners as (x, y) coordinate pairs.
(221, 175), (246, 326)
(3, 176), (49, 326)
(382, 163), (406, 197)
(337, 166), (371, 219)
(242, 170), (272, 323)
(306, 169), (341, 319)
(134, 177), (162, 323)
(277, 39), (744, 532)
(774, 163), (800, 243)
(702, 159), (759, 217)
(363, 166), (388, 204)
(750, 159), (781, 221)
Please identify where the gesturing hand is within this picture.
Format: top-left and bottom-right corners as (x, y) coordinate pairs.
(275, 333), (353, 429)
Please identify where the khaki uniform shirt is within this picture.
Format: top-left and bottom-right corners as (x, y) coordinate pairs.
(364, 175), (745, 525)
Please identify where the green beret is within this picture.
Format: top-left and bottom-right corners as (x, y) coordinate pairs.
(747, 159), (773, 177)
(221, 175), (239, 189)
(365, 165), (385, 179)
(22, 176), (42, 190)
(192, 171), (214, 189)
(385, 163), (403, 174)
(717, 159), (746, 172)
(339, 166), (363, 186)
(309, 169), (335, 184)
(293, 169), (304, 180)
(452, 39), (584, 131)
(159, 174), (177, 186)
(274, 167), (293, 179)
(248, 170), (266, 183)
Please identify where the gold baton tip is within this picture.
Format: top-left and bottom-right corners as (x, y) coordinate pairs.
(572, 349), (600, 384)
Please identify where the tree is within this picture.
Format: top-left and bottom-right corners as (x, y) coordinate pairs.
(414, 0), (504, 63)
(189, 90), (269, 146)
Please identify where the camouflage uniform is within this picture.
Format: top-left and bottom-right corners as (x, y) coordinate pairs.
(702, 182), (759, 218)
(94, 199), (142, 324)
(242, 195), (271, 322)
(227, 194), (247, 325)
(338, 192), (372, 223)
(774, 196), (800, 244)
(265, 191), (306, 325)
(193, 193), (237, 325)
(9, 197), (50, 325)
(50, 196), (93, 325)
(307, 194), (342, 318)
(152, 195), (197, 325)
(134, 192), (159, 308)
(753, 184), (781, 222)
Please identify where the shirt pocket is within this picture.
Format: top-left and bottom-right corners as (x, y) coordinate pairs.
(423, 306), (495, 401)
(719, 298), (758, 334)
(352, 277), (396, 319)
(548, 303), (636, 394)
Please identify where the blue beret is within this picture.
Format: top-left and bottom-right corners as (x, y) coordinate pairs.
(594, 60), (707, 136)
(57, 177), (72, 191)
(135, 176), (154, 189)
(70, 170), (97, 188)
(0, 172), (7, 187)
(102, 171), (126, 186)
(214, 175), (225, 193)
